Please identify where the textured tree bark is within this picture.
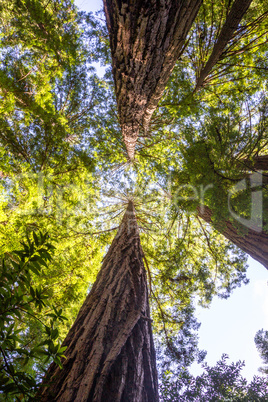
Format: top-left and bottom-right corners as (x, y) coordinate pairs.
(197, 205), (268, 269)
(38, 201), (159, 401)
(103, 0), (202, 160)
(233, 155), (268, 184)
(195, 0), (253, 91)
(239, 155), (268, 171)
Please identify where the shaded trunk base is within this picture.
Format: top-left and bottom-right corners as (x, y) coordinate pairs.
(100, 313), (157, 402)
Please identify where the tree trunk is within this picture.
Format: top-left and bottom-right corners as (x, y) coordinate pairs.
(197, 205), (268, 269)
(103, 0), (202, 160)
(234, 155), (268, 184)
(238, 155), (268, 171)
(38, 201), (159, 401)
(195, 0), (253, 91)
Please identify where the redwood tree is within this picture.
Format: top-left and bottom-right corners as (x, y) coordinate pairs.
(194, 0), (253, 91)
(195, 158), (268, 269)
(39, 201), (159, 401)
(1, 0), (268, 399)
(103, 0), (202, 160)
(197, 205), (268, 270)
(103, 0), (255, 159)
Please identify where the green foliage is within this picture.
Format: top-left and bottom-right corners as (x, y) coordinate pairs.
(0, 165), (105, 337)
(0, 231), (67, 400)
(0, 0), (268, 398)
(160, 354), (268, 401)
(96, 173), (249, 368)
(0, 0), (80, 118)
(139, 196), (248, 363)
(0, 1), (124, 176)
(255, 329), (268, 375)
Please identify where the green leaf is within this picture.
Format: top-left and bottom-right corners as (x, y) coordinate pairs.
(33, 231), (39, 246)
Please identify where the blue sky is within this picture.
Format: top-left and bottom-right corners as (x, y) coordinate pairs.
(76, 0), (268, 381)
(192, 258), (268, 380)
(76, 0), (102, 13)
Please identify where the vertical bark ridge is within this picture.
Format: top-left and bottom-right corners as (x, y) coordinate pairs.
(195, 0), (253, 91)
(197, 205), (268, 269)
(103, 0), (202, 160)
(38, 201), (159, 402)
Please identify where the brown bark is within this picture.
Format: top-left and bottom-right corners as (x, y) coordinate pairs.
(239, 155), (268, 171)
(39, 201), (159, 401)
(103, 0), (202, 160)
(234, 155), (268, 184)
(195, 0), (253, 91)
(197, 205), (268, 269)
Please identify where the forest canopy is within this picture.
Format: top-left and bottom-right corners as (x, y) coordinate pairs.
(0, 0), (268, 400)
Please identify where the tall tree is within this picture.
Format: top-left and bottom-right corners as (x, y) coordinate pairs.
(38, 201), (159, 402)
(103, 0), (202, 159)
(1, 1), (268, 399)
(194, 0), (253, 91)
(197, 205), (268, 270)
(103, 0), (260, 159)
(152, 72), (268, 269)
